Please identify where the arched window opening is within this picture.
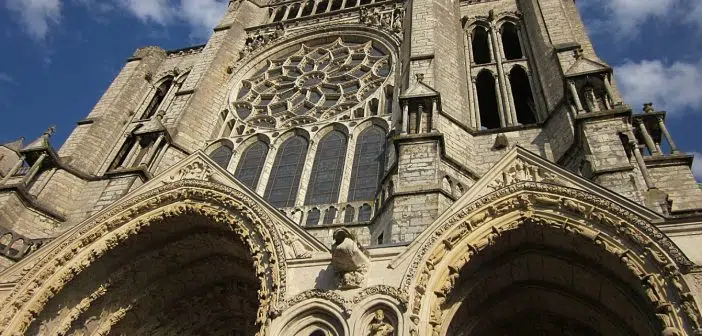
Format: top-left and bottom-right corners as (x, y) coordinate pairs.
(476, 70), (500, 130)
(273, 7), (286, 21)
(315, 0), (328, 13)
(510, 67), (536, 124)
(344, 205), (355, 223)
(306, 208), (321, 226)
(358, 204), (372, 222)
(501, 23), (523, 60)
(369, 98), (379, 116)
(305, 130), (348, 205)
(234, 141), (269, 190)
(354, 108), (364, 118)
(384, 86), (394, 115)
(348, 126), (386, 201)
(143, 78), (173, 119)
(265, 135), (308, 208)
(310, 330), (326, 336)
(324, 207), (337, 224)
(209, 145), (233, 168)
(472, 26), (491, 64)
(110, 137), (136, 170)
(223, 120), (235, 137)
(236, 125), (246, 135)
(289, 3), (300, 17)
(301, 1), (314, 16)
(331, 0), (343, 11)
(376, 232), (384, 245)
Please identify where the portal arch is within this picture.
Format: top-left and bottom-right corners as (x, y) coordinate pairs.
(0, 180), (287, 336)
(404, 183), (701, 336)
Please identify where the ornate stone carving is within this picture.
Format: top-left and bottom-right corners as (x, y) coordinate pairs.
(487, 159), (560, 191)
(168, 160), (213, 182)
(360, 6), (404, 39)
(331, 228), (371, 289)
(367, 309), (394, 336)
(281, 229), (312, 259)
(0, 180), (290, 336)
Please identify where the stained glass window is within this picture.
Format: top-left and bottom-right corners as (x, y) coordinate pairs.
(234, 141), (269, 190)
(210, 145), (233, 168)
(264, 136), (308, 208)
(348, 126), (386, 201)
(305, 131), (347, 205)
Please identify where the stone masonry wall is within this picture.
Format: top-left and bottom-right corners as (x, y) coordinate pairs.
(649, 164), (702, 211)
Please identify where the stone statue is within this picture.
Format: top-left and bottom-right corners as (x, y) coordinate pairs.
(368, 309), (394, 336)
(331, 227), (370, 289)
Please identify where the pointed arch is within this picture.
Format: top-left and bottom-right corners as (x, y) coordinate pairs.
(142, 76), (174, 119)
(500, 21), (523, 60)
(348, 124), (386, 201)
(265, 134), (309, 208)
(234, 139), (270, 190)
(0, 180), (290, 336)
(471, 24), (491, 65)
(207, 139), (234, 168)
(401, 183), (699, 336)
(476, 70), (500, 130)
(305, 130), (348, 205)
(509, 65), (537, 124)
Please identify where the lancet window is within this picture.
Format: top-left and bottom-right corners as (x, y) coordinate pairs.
(464, 17), (540, 130)
(234, 140), (269, 190)
(209, 144), (233, 168)
(264, 135), (308, 208)
(142, 78), (173, 119)
(305, 130), (348, 205)
(348, 125), (386, 201)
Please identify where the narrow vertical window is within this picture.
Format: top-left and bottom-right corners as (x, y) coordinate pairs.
(210, 145), (233, 168)
(273, 7), (286, 21)
(510, 67), (536, 124)
(348, 125), (386, 201)
(501, 22), (523, 60)
(476, 70), (500, 130)
(305, 130), (347, 205)
(472, 26), (491, 65)
(143, 78), (173, 119)
(234, 140), (269, 190)
(265, 135), (308, 208)
(385, 86), (394, 115)
(301, 1), (314, 16)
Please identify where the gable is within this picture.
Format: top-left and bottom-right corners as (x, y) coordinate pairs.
(565, 57), (611, 77)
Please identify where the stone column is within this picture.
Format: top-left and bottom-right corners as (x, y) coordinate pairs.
(431, 98), (438, 132)
(312, 0), (320, 15)
(22, 153), (47, 185)
(636, 120), (659, 156)
(341, 0), (347, 9)
(325, 0), (332, 13)
(568, 81), (584, 112)
(491, 24), (512, 126)
(632, 142), (655, 189)
(141, 134), (166, 167)
(255, 145), (277, 195)
(505, 71), (518, 124)
(123, 138), (143, 168)
(494, 73), (506, 128)
(1, 156), (25, 184)
(401, 102), (409, 134)
(658, 117), (679, 154)
(472, 78), (481, 129)
(603, 74), (618, 105)
(282, 6), (292, 20)
(586, 88), (599, 112)
(516, 25), (527, 59)
(463, 31), (475, 128)
(268, 8), (277, 23)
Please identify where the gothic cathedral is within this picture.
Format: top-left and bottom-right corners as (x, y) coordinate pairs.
(1, 0), (702, 335)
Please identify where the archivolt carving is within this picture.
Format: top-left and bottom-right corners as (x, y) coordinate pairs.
(402, 182), (699, 335)
(278, 285), (406, 318)
(0, 180), (289, 336)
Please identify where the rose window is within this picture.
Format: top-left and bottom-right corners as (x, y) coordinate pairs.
(232, 38), (391, 124)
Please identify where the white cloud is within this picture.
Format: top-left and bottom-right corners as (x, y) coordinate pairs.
(692, 153), (702, 181)
(118, 0), (172, 24)
(5, 0), (62, 40)
(579, 0), (702, 38)
(0, 72), (13, 83)
(179, 0), (227, 37)
(614, 60), (702, 114)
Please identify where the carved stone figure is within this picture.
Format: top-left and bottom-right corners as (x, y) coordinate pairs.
(331, 228), (371, 289)
(368, 309), (394, 336)
(282, 230), (312, 259)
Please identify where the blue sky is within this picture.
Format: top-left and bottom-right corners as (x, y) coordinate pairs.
(1, 0), (701, 179)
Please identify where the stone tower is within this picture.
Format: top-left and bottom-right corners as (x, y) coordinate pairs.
(1, 0), (702, 335)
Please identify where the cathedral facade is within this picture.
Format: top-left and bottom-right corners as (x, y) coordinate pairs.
(2, 0), (702, 334)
